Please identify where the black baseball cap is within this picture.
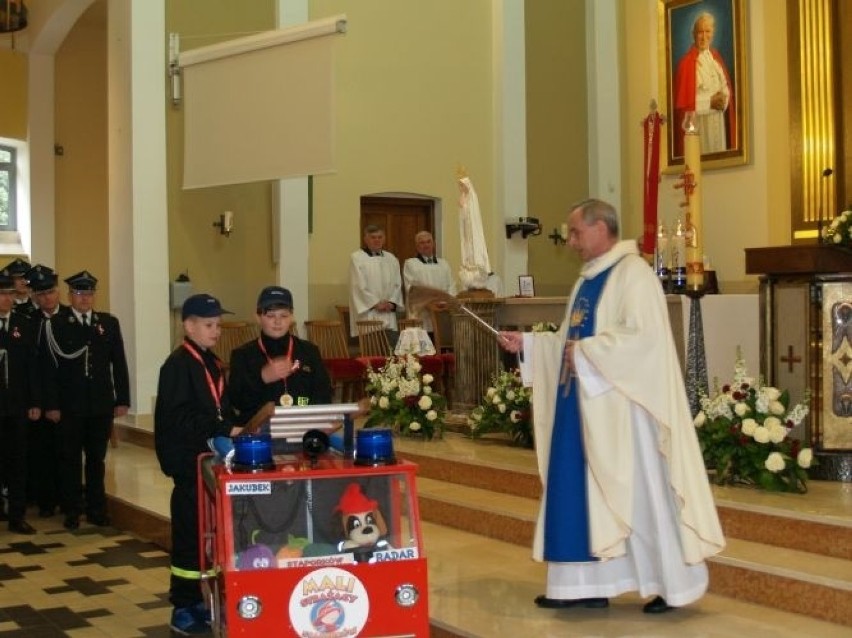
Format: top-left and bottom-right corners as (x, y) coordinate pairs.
(182, 293), (232, 320)
(257, 286), (293, 312)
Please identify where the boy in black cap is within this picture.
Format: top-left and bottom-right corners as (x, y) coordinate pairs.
(42, 270), (131, 530)
(155, 293), (244, 635)
(0, 271), (42, 534)
(229, 286), (333, 426)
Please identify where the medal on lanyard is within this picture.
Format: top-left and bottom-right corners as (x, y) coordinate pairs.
(183, 343), (225, 421)
(256, 336), (298, 406)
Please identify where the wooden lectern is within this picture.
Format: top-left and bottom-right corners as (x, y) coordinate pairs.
(745, 245), (852, 481)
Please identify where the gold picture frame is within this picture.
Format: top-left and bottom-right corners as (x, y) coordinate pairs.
(659, 0), (748, 171)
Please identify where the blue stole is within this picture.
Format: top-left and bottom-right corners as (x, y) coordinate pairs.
(543, 264), (615, 562)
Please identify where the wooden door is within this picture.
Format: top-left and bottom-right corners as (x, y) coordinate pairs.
(360, 196), (434, 263)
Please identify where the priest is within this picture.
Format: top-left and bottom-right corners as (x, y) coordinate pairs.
(499, 198), (724, 613)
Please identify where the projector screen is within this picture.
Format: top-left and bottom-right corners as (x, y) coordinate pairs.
(180, 16), (345, 189)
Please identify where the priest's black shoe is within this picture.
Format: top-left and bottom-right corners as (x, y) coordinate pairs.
(63, 515), (80, 531)
(534, 595), (609, 609)
(643, 596), (673, 614)
(8, 520), (36, 535)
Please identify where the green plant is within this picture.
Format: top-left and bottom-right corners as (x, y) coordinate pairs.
(468, 368), (533, 447)
(694, 352), (813, 493)
(363, 354), (445, 439)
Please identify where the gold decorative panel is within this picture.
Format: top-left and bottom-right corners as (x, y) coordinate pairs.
(822, 282), (852, 449)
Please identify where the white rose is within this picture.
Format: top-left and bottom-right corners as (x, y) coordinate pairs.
(768, 425), (787, 444)
(412, 361), (422, 372)
(797, 448), (813, 469)
(833, 233), (842, 244)
(734, 402), (750, 417)
(741, 418), (757, 436)
(370, 395), (377, 406)
(418, 395), (433, 410)
(486, 387), (497, 398)
(693, 411), (706, 428)
(769, 401), (786, 415)
(378, 396), (390, 409)
(423, 386), (432, 395)
(764, 452), (785, 473)
(426, 410), (437, 421)
(753, 426), (770, 444)
(492, 394), (502, 405)
(497, 403), (507, 414)
(763, 416), (782, 430)
(763, 387), (781, 401)
(409, 421), (421, 432)
(422, 374), (434, 385)
(506, 390), (516, 401)
(510, 410), (521, 423)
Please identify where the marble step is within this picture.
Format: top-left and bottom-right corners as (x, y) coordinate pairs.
(414, 471), (852, 627)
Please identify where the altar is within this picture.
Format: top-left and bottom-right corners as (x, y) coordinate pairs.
(746, 245), (852, 481)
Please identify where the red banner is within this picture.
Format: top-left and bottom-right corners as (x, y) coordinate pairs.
(642, 111), (663, 255)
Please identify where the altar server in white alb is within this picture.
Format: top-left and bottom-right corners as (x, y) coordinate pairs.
(349, 225), (404, 342)
(402, 231), (457, 332)
(499, 198), (724, 614)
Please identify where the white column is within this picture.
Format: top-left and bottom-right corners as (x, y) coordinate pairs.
(276, 0), (310, 327)
(493, 0), (528, 296)
(585, 0), (622, 211)
(108, 0), (170, 422)
(27, 53), (55, 263)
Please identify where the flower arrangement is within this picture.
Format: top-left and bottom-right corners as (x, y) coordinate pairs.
(693, 352), (813, 493)
(468, 368), (533, 447)
(363, 354), (445, 439)
(821, 208), (852, 248)
(532, 321), (559, 333)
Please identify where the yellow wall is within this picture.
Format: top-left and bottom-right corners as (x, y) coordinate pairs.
(306, 0), (495, 319)
(0, 50), (27, 140)
(166, 1), (278, 320)
(54, 0), (110, 307)
(525, 0), (588, 296)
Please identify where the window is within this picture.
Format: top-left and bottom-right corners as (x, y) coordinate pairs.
(0, 144), (16, 231)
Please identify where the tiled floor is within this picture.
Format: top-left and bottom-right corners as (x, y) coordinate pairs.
(0, 434), (848, 637)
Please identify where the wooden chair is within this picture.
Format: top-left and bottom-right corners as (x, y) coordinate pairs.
(335, 304), (360, 355)
(304, 320), (366, 402)
(212, 321), (259, 375)
(428, 302), (455, 406)
(355, 319), (394, 373)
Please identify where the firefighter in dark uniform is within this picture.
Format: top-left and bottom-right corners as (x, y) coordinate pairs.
(154, 293), (244, 636)
(0, 270), (42, 534)
(4, 258), (39, 319)
(42, 270), (130, 531)
(26, 264), (67, 518)
(229, 286), (333, 428)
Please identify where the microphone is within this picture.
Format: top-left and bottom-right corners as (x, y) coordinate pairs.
(817, 168), (834, 243)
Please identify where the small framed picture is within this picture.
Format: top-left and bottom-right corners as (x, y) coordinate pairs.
(518, 275), (535, 298)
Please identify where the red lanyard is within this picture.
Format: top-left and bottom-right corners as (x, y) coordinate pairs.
(256, 336), (294, 378)
(183, 342), (224, 418)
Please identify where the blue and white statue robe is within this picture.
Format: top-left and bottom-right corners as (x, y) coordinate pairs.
(526, 240), (725, 606)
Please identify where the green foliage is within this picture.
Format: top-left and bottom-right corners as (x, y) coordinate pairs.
(695, 353), (813, 493)
(468, 369), (533, 448)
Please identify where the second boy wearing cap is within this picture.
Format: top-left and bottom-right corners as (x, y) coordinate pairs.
(42, 270), (131, 530)
(154, 293), (245, 635)
(0, 271), (42, 534)
(229, 286), (333, 431)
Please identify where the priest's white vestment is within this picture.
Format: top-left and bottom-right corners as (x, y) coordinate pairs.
(528, 240), (725, 605)
(348, 249), (404, 337)
(402, 257), (457, 331)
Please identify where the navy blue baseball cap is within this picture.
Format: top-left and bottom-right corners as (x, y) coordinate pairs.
(256, 286), (293, 312)
(182, 293), (233, 320)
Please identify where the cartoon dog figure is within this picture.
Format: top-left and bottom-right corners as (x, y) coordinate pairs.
(335, 483), (390, 559)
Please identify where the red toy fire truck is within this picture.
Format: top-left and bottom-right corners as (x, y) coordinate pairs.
(197, 404), (429, 637)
